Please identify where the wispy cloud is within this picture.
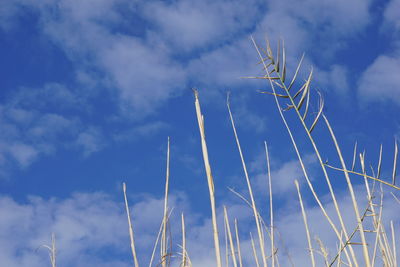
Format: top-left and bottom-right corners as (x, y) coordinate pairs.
(357, 0), (400, 105)
(358, 54), (400, 104)
(76, 127), (105, 157)
(250, 153), (318, 196)
(2, 0), (374, 120)
(0, 183), (397, 266)
(143, 0), (262, 52)
(113, 121), (169, 143)
(0, 84), (101, 173)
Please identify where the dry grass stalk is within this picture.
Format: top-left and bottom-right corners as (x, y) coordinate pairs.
(193, 89), (222, 267)
(371, 213), (382, 266)
(336, 231), (344, 267)
(264, 142), (276, 267)
(41, 233), (57, 267)
(224, 206), (238, 267)
(161, 137), (171, 267)
(149, 218), (164, 267)
(324, 164), (400, 191)
(377, 144), (383, 179)
(351, 142), (358, 171)
(391, 220), (397, 266)
(250, 232), (261, 267)
(295, 180), (316, 267)
(391, 192), (400, 204)
(181, 213), (188, 267)
(375, 185), (391, 266)
(323, 115), (371, 267)
(50, 233), (56, 267)
(123, 182), (140, 267)
(392, 140), (398, 185)
(251, 36), (355, 265)
(234, 219), (243, 267)
(227, 95), (268, 267)
(359, 152), (389, 267)
(149, 209), (174, 267)
(224, 214), (229, 267)
(325, 142), (400, 191)
(316, 236), (329, 266)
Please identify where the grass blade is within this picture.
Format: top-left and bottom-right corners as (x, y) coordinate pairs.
(309, 92), (324, 134)
(281, 40), (286, 83)
(227, 95), (268, 267)
(323, 115), (371, 267)
(234, 219), (243, 267)
(377, 144), (383, 179)
(392, 139), (398, 185)
(224, 207), (238, 267)
(391, 220), (397, 266)
(288, 53), (305, 91)
(123, 183), (140, 267)
(265, 142), (276, 267)
(351, 141), (358, 172)
(250, 232), (261, 267)
(296, 69), (313, 111)
(295, 180), (316, 267)
(161, 137), (170, 267)
(193, 89), (222, 267)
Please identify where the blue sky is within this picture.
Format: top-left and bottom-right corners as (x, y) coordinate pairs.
(0, 0), (399, 266)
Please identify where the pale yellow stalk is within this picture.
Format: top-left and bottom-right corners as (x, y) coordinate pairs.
(251, 232), (261, 267)
(323, 115), (371, 267)
(224, 207), (238, 267)
(123, 183), (140, 267)
(264, 142), (276, 267)
(295, 180), (316, 267)
(193, 89), (222, 267)
(392, 140), (398, 185)
(161, 137), (170, 267)
(234, 219), (243, 267)
(251, 37), (354, 266)
(391, 221), (397, 267)
(227, 97), (268, 267)
(182, 213), (187, 267)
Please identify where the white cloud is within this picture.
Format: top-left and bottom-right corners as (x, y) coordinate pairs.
(188, 37), (260, 89)
(98, 36), (185, 116)
(358, 54), (400, 104)
(0, 180), (398, 266)
(384, 0), (400, 31)
(227, 94), (268, 134)
(76, 127), (105, 157)
(0, 1), (23, 31)
(0, 0), (381, 174)
(113, 121), (169, 142)
(0, 192), (130, 267)
(357, 0), (400, 105)
(2, 0), (373, 119)
(250, 152), (317, 195)
(286, 0), (371, 35)
(312, 64), (350, 95)
(7, 143), (38, 167)
(0, 190), (192, 267)
(0, 84), (104, 172)
(143, 0), (261, 51)
(10, 83), (81, 111)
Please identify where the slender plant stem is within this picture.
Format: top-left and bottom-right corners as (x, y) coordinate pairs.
(295, 180), (316, 267)
(193, 90), (222, 267)
(123, 183), (140, 267)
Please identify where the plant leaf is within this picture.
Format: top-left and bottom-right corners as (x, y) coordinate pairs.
(260, 91), (289, 98)
(288, 53), (305, 91)
(296, 68), (313, 111)
(282, 39), (286, 83)
(309, 92), (324, 133)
